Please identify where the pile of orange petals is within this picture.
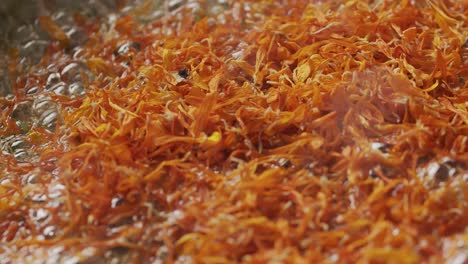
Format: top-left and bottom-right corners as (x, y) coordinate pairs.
(1, 0), (467, 263)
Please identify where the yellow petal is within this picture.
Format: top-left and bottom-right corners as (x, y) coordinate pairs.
(294, 63), (311, 83)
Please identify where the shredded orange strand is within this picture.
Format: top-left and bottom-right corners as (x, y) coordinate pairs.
(1, 0), (467, 263)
